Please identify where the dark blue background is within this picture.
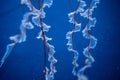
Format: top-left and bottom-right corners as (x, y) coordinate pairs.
(0, 0), (120, 80)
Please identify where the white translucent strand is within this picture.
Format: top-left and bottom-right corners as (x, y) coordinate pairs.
(24, 0), (57, 80)
(77, 0), (100, 80)
(66, 0), (86, 76)
(46, 43), (57, 80)
(0, 0), (35, 68)
(0, 43), (16, 68)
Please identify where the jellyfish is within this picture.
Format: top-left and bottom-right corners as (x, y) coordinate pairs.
(66, 0), (100, 80)
(0, 0), (57, 80)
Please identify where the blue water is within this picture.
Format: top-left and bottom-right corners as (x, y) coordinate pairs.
(0, 0), (120, 80)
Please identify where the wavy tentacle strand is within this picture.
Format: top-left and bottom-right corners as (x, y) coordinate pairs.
(0, 0), (35, 68)
(37, 10), (57, 80)
(0, 43), (16, 68)
(25, 0), (57, 80)
(46, 43), (57, 80)
(66, 0), (86, 77)
(78, 0), (100, 79)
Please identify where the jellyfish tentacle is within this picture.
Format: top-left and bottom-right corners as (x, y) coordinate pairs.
(78, 0), (100, 79)
(0, 43), (16, 68)
(66, 0), (86, 78)
(0, 1), (35, 68)
(35, 0), (57, 80)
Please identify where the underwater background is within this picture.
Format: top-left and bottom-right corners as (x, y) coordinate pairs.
(0, 0), (120, 80)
